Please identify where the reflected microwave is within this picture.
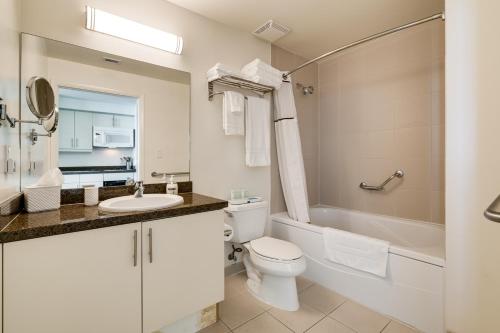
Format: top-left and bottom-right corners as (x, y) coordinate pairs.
(93, 127), (134, 148)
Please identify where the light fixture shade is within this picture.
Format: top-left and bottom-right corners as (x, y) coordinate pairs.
(85, 6), (183, 55)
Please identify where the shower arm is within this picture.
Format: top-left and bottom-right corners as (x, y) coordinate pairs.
(359, 170), (404, 191)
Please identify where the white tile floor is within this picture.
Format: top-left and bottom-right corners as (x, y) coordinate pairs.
(199, 272), (420, 333)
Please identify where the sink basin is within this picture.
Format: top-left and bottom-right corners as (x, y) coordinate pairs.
(98, 194), (184, 213)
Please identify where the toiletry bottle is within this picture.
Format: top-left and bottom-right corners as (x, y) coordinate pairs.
(166, 175), (178, 194)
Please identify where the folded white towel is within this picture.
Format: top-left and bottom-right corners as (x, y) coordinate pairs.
(242, 58), (283, 77)
(242, 59), (283, 89)
(245, 96), (271, 167)
(207, 63), (240, 82)
(274, 81), (297, 119)
(323, 227), (389, 277)
(223, 91), (244, 135)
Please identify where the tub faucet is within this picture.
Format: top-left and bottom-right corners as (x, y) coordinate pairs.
(134, 181), (144, 198)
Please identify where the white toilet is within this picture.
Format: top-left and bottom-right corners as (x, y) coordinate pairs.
(224, 201), (306, 311)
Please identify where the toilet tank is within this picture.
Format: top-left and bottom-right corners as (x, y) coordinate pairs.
(224, 201), (268, 243)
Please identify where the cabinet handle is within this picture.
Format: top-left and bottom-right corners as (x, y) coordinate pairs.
(133, 230), (138, 267)
(148, 228), (153, 263)
(71, 138), (74, 148)
(75, 137), (79, 147)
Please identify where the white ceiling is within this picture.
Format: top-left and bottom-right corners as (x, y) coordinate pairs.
(167, 0), (444, 59)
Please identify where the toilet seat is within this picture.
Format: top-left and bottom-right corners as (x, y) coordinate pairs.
(249, 236), (303, 262)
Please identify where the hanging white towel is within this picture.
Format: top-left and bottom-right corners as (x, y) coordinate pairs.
(274, 80), (310, 223)
(323, 227), (389, 277)
(245, 96), (270, 167)
(222, 91), (244, 135)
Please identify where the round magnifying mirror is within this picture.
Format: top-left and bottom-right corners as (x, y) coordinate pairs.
(42, 109), (59, 134)
(26, 76), (55, 119)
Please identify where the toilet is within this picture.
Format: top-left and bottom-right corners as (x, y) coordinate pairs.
(224, 201), (306, 311)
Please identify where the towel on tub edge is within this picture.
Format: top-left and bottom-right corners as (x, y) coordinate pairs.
(323, 227), (389, 277)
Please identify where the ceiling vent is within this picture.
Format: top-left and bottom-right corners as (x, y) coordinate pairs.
(253, 20), (290, 42)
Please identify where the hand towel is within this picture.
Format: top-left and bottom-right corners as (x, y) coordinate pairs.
(323, 227), (389, 277)
(245, 96), (270, 166)
(222, 91), (244, 135)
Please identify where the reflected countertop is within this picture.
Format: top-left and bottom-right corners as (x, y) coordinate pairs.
(0, 193), (227, 243)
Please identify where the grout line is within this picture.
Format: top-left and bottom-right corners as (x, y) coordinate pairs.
(380, 320), (392, 332)
(224, 310), (267, 332)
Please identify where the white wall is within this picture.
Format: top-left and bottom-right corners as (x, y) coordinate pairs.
(0, 0), (20, 200)
(21, 0), (271, 202)
(446, 0), (500, 332)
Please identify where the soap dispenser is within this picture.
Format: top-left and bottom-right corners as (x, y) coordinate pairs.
(166, 175), (178, 194)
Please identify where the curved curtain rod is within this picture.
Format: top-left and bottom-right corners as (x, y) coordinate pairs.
(282, 12), (445, 80)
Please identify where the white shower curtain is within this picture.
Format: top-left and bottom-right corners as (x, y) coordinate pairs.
(274, 81), (310, 223)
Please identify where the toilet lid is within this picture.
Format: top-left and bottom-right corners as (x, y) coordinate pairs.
(250, 237), (303, 261)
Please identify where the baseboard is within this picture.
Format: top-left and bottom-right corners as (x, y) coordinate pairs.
(224, 262), (245, 276)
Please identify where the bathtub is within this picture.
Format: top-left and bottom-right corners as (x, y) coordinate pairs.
(271, 206), (445, 333)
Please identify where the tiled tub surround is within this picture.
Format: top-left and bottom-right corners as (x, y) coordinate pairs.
(203, 272), (419, 333)
(318, 20), (445, 223)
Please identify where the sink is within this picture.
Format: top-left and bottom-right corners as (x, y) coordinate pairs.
(98, 194), (184, 213)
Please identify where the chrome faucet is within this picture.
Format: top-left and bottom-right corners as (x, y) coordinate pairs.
(134, 181), (144, 198)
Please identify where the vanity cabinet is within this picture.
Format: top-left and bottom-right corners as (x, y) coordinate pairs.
(142, 210), (224, 332)
(59, 109), (93, 152)
(3, 223), (142, 333)
(2, 211), (224, 333)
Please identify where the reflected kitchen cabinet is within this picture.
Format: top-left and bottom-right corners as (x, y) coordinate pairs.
(93, 113), (135, 129)
(59, 110), (93, 152)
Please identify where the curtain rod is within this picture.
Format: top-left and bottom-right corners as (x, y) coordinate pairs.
(282, 12), (445, 80)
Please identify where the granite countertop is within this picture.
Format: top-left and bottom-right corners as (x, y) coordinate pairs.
(60, 166), (137, 175)
(0, 193), (227, 243)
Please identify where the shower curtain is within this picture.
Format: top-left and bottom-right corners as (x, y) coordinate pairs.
(274, 81), (310, 223)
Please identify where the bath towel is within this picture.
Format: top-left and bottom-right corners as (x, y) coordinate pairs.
(245, 96), (270, 166)
(323, 227), (389, 277)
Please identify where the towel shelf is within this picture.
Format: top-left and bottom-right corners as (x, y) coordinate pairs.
(208, 75), (274, 101)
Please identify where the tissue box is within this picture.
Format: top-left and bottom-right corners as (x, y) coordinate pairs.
(24, 185), (61, 213)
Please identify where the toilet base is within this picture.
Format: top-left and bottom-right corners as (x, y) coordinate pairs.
(242, 252), (302, 311)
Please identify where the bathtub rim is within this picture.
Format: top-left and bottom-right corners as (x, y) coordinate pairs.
(270, 205), (445, 267)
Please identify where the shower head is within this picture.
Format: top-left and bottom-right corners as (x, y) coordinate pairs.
(296, 83), (314, 96)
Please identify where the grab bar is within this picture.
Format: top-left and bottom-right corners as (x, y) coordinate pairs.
(484, 194), (500, 222)
(359, 170), (404, 191)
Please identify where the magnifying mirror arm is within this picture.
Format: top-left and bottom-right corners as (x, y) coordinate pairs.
(1, 101), (43, 128)
(30, 128), (51, 145)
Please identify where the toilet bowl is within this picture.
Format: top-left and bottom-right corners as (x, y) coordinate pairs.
(242, 237), (306, 311)
(224, 201), (306, 311)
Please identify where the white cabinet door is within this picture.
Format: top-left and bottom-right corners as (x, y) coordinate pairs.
(4, 223), (142, 333)
(142, 211), (224, 332)
(92, 113), (114, 127)
(58, 110), (75, 150)
(114, 114), (135, 128)
(74, 111), (93, 151)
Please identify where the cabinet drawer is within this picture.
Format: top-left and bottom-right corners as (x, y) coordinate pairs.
(63, 174), (79, 184)
(79, 174), (104, 182)
(103, 173), (135, 181)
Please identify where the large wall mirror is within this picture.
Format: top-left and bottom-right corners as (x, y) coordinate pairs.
(19, 33), (190, 190)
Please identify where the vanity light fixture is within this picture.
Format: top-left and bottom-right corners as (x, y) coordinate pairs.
(85, 6), (183, 55)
